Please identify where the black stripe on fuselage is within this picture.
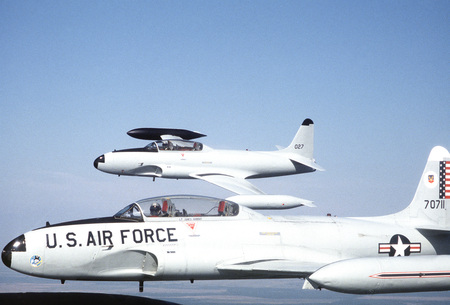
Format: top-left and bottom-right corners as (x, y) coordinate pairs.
(33, 217), (140, 231)
(114, 148), (153, 153)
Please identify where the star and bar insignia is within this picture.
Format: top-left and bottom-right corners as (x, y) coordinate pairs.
(378, 234), (421, 257)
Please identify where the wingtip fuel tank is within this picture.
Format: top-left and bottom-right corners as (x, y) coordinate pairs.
(226, 194), (315, 209)
(308, 255), (450, 294)
(127, 128), (206, 140)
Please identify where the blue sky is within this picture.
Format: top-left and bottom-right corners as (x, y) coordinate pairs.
(1, 1), (449, 304)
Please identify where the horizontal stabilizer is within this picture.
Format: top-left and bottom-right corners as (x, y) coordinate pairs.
(417, 227), (450, 235)
(288, 154), (325, 171)
(127, 128), (206, 140)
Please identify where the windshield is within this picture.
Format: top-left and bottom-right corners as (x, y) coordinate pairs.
(114, 203), (143, 221)
(144, 140), (203, 152)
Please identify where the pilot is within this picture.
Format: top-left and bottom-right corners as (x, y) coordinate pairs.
(150, 202), (162, 216)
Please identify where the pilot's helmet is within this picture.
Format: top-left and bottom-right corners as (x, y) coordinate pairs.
(150, 202), (161, 216)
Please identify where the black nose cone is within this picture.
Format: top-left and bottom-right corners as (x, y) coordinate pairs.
(94, 155), (105, 169)
(2, 246), (11, 268)
(2, 235), (26, 268)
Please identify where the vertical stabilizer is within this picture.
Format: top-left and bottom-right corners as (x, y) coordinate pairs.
(283, 119), (314, 159)
(396, 146), (450, 228)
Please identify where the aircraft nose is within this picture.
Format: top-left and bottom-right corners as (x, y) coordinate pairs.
(94, 154), (105, 169)
(2, 234), (26, 268)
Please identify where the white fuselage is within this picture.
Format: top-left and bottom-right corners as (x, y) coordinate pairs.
(96, 148), (312, 179)
(5, 209), (442, 282)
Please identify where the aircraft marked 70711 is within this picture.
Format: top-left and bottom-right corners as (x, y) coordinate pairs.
(3, 146), (450, 294)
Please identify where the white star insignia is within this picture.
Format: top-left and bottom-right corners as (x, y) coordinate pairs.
(391, 236), (409, 256)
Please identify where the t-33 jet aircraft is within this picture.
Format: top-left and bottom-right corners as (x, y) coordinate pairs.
(93, 119), (323, 209)
(3, 146), (450, 294)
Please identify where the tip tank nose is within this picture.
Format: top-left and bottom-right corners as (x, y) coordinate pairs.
(94, 154), (105, 169)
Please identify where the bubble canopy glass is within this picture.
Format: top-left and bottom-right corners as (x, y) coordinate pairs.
(114, 195), (239, 221)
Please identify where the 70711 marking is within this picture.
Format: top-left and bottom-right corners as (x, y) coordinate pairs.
(424, 200), (445, 209)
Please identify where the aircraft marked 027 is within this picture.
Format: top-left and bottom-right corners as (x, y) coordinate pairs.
(93, 119), (323, 209)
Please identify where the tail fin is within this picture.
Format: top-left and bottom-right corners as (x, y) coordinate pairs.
(283, 118), (314, 159)
(395, 146), (450, 229)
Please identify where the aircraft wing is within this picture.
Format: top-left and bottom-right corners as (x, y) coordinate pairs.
(190, 173), (265, 195)
(217, 259), (320, 277)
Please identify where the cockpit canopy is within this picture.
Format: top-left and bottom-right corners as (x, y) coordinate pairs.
(114, 195), (239, 222)
(145, 140), (203, 152)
